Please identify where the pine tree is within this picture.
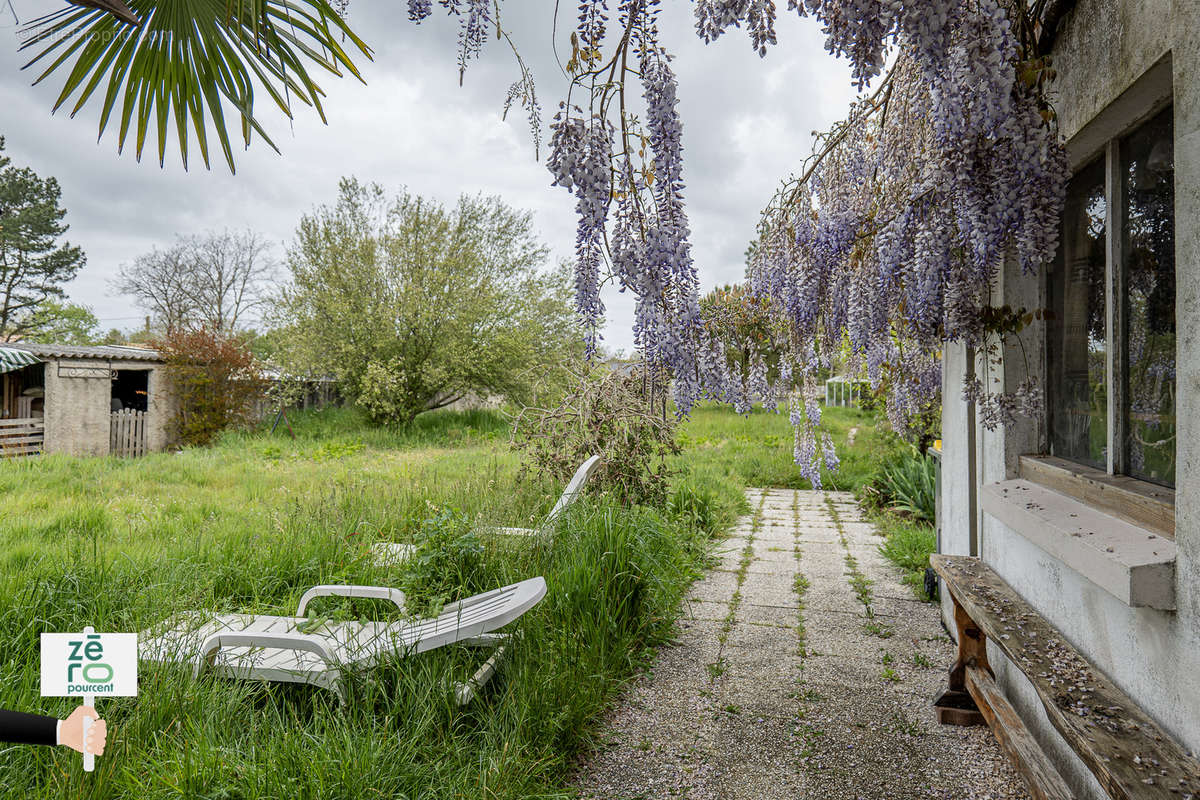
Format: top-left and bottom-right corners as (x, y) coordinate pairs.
(0, 138), (86, 340)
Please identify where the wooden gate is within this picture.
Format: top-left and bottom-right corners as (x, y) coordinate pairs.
(110, 410), (148, 457)
(0, 417), (44, 457)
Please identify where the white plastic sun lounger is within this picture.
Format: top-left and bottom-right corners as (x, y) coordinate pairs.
(372, 455), (602, 566)
(139, 576), (546, 705)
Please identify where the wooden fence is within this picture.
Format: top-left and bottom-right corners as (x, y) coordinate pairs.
(110, 409), (148, 457)
(0, 417), (44, 457)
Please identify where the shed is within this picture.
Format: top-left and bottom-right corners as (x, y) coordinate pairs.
(0, 343), (178, 457)
(0, 345), (47, 456)
(824, 376), (869, 408)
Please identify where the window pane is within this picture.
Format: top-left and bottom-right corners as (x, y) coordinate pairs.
(1122, 107), (1175, 487)
(1047, 158), (1107, 470)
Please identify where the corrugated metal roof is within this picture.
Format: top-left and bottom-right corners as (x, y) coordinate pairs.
(0, 346), (42, 374)
(6, 343), (162, 362)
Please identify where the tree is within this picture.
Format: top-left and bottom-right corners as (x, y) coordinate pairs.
(20, 300), (101, 345)
(274, 178), (581, 425)
(115, 229), (277, 334)
(699, 283), (786, 373)
(112, 242), (195, 334)
(99, 328), (128, 345)
(187, 229), (277, 332)
(153, 327), (266, 446)
(699, 283), (791, 413)
(0, 138), (86, 341)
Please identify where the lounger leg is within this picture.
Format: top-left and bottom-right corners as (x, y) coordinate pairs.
(453, 634), (512, 706)
(314, 670), (347, 705)
(456, 634), (508, 648)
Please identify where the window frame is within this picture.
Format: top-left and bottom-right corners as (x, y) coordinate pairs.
(1105, 106), (1176, 482)
(1035, 61), (1176, 528)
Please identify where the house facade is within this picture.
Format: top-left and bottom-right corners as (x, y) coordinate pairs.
(939, 1), (1199, 796)
(1, 344), (177, 457)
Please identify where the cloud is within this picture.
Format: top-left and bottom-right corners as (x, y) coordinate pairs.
(0, 0), (858, 351)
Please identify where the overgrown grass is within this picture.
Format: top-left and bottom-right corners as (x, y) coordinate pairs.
(875, 513), (938, 599)
(0, 399), (934, 797)
(243, 403), (513, 448)
(677, 402), (937, 602)
(0, 405), (743, 799)
(676, 402), (897, 491)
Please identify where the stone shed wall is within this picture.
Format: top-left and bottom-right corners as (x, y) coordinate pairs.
(42, 358), (176, 456)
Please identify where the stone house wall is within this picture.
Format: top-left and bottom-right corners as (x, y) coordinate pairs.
(939, 2), (1200, 796)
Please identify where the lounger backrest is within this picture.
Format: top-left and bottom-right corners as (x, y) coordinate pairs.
(544, 455), (602, 525)
(398, 576), (548, 656)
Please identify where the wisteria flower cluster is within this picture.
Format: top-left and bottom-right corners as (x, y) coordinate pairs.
(547, 111), (613, 355)
(406, 0), (492, 79)
(734, 0), (1067, 478)
(409, 0), (1069, 487)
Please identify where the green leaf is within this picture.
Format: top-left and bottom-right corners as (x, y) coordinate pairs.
(19, 0), (372, 171)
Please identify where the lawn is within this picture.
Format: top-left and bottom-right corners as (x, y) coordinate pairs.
(676, 402), (935, 597)
(0, 400), (928, 798)
(0, 405), (743, 799)
(677, 402), (898, 491)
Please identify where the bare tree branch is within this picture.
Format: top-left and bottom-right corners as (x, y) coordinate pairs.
(114, 229), (278, 334)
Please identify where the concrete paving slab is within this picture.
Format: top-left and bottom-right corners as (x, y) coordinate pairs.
(681, 598), (730, 622)
(688, 570), (739, 602)
(739, 603), (800, 628)
(573, 489), (1029, 800)
(737, 579), (799, 607)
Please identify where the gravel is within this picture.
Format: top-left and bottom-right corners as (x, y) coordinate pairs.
(572, 489), (1031, 800)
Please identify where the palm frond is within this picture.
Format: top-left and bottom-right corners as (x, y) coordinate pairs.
(20, 0), (372, 172)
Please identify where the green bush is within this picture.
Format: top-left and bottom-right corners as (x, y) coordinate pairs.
(511, 364), (679, 506)
(395, 507), (486, 617)
(154, 327), (267, 446)
(356, 358), (418, 425)
(666, 480), (720, 535)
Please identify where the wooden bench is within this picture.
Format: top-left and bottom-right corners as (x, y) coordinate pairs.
(932, 554), (1200, 800)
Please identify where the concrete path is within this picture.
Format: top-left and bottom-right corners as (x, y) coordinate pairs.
(574, 489), (1029, 799)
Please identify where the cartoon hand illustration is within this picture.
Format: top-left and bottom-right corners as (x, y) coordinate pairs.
(59, 705), (106, 756)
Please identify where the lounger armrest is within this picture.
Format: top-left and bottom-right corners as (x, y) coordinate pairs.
(192, 631), (339, 678)
(297, 585), (407, 617)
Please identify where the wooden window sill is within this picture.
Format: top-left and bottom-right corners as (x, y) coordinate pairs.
(1018, 455), (1174, 539)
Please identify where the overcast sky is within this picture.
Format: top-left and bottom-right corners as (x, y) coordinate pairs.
(0, 0), (857, 353)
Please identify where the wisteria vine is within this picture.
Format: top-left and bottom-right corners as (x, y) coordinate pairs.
(409, 0), (1070, 488)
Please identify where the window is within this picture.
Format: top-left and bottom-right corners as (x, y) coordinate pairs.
(1046, 106), (1175, 488)
(111, 370), (150, 413)
(1122, 110), (1175, 485)
(1047, 158), (1107, 470)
